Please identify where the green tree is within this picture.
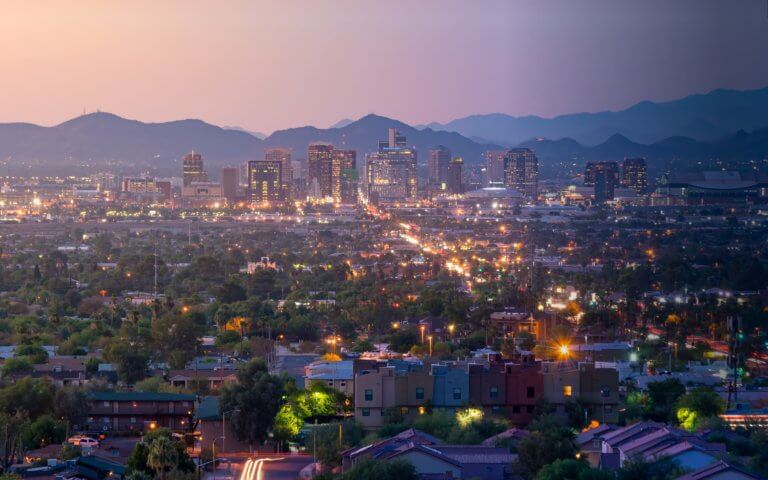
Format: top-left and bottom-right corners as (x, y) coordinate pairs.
(127, 429), (193, 477)
(675, 387), (725, 431)
(53, 387), (90, 428)
(220, 359), (285, 447)
(337, 459), (419, 480)
(517, 415), (577, 477)
(313, 421), (364, 468)
(646, 378), (686, 421)
(22, 415), (66, 449)
(0, 377), (55, 418)
(536, 459), (613, 480)
(151, 314), (204, 369)
(147, 436), (178, 480)
(104, 339), (149, 385)
(0, 411), (29, 470)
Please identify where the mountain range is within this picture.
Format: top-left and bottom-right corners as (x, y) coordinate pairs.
(1, 85), (768, 177)
(426, 86), (768, 146)
(0, 112), (504, 176)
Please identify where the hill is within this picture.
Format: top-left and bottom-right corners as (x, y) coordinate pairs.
(427, 86), (768, 145)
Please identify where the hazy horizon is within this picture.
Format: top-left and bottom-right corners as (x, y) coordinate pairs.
(1, 0), (767, 134)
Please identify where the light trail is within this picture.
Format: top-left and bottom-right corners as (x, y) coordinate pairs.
(238, 457), (285, 480)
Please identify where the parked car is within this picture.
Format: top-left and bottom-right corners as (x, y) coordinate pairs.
(68, 435), (100, 448)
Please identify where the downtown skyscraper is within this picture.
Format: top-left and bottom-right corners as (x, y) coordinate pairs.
(504, 148), (539, 198)
(307, 144), (357, 203)
(265, 147), (293, 200)
(366, 128), (417, 204)
(247, 160), (283, 204)
(182, 151), (208, 186)
(428, 145), (451, 190)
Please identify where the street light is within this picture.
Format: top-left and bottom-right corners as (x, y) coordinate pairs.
(220, 408), (240, 454)
(428, 335), (433, 357)
(420, 325), (426, 343)
(448, 324), (455, 339)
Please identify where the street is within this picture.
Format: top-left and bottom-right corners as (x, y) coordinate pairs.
(209, 455), (312, 480)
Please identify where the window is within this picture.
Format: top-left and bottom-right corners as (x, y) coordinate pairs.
(103, 417), (110, 423)
(362, 408), (370, 417)
(526, 405), (534, 413)
(130, 417), (136, 424)
(416, 387), (424, 400)
(401, 407), (409, 415)
(605, 405), (613, 414)
(103, 401), (110, 407)
(328, 382), (333, 387)
(490, 387), (499, 399)
(364, 389), (373, 401)
(600, 387), (611, 397)
(340, 382), (346, 387)
(526, 386), (535, 398)
(453, 388), (461, 400)
(492, 405), (500, 413)
(512, 405), (521, 414)
(563, 385), (572, 397)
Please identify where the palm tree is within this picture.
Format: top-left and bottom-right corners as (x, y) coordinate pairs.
(146, 437), (178, 480)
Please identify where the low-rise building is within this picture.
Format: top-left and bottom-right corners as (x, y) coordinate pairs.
(85, 392), (195, 434)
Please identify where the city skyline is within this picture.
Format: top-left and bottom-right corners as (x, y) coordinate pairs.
(1, 1), (766, 133)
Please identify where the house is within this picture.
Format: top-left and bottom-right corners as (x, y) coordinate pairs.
(541, 361), (620, 424)
(598, 422), (725, 471)
(85, 392), (195, 434)
(341, 429), (514, 479)
(168, 369), (237, 392)
(305, 360), (354, 396)
(676, 460), (766, 480)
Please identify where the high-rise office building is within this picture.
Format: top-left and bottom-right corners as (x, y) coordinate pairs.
(220, 167), (239, 203)
(247, 160), (283, 204)
(622, 157), (648, 193)
(447, 157), (463, 194)
(366, 129), (417, 204)
(428, 145), (452, 189)
(182, 151), (208, 186)
(308, 143), (335, 199)
(504, 148), (539, 198)
(334, 149), (358, 204)
(586, 162), (620, 202)
(265, 147), (293, 200)
(485, 150), (507, 186)
(584, 161), (619, 187)
(306, 144), (356, 202)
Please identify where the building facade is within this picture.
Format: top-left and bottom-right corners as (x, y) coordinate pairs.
(182, 151), (208, 186)
(504, 148), (538, 198)
(85, 392), (195, 434)
(247, 160), (283, 204)
(621, 157), (647, 193)
(428, 145), (452, 190)
(366, 128), (418, 204)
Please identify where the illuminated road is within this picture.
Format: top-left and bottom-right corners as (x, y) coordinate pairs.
(235, 456), (313, 480)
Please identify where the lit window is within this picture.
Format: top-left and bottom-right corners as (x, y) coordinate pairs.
(563, 385), (572, 397)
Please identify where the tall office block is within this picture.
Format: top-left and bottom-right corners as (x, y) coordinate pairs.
(247, 160), (283, 204)
(622, 157), (648, 193)
(182, 151), (208, 186)
(428, 145), (452, 188)
(366, 129), (417, 204)
(504, 148), (539, 198)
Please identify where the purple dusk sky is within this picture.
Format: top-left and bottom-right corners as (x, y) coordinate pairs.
(1, 0), (767, 133)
